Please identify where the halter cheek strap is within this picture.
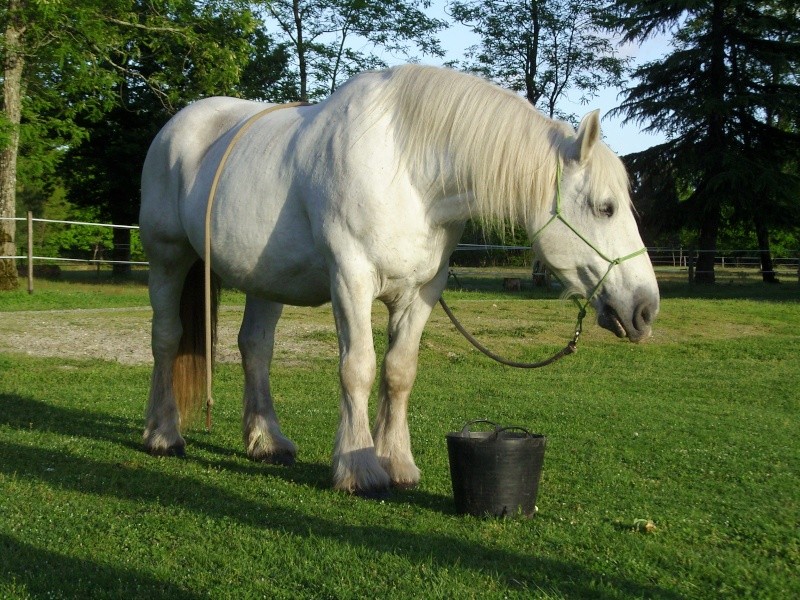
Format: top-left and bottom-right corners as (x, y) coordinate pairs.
(529, 161), (648, 342)
(438, 160), (648, 368)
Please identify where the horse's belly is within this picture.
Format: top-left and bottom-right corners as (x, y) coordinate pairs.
(237, 269), (331, 306)
(213, 243), (330, 306)
(207, 212), (331, 306)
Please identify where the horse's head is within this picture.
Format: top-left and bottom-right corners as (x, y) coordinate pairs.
(530, 110), (660, 342)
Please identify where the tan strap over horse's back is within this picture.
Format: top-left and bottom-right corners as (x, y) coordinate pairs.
(203, 102), (308, 429)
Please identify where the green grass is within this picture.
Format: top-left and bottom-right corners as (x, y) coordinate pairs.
(0, 271), (799, 598)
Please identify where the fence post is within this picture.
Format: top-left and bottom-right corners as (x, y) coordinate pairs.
(27, 211), (33, 294)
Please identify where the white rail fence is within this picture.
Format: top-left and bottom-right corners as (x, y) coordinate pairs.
(2, 214), (799, 292)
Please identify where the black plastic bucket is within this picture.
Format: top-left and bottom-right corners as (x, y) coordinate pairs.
(446, 420), (546, 518)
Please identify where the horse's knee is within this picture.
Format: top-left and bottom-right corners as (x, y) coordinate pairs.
(383, 345), (418, 395)
(339, 348), (377, 397)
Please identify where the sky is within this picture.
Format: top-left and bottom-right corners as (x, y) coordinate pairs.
(400, 2), (673, 156)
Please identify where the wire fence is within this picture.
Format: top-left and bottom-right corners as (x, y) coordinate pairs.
(3, 214), (799, 287)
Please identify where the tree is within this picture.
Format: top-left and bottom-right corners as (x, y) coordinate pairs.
(261, 0), (446, 102)
(448, 0), (627, 119)
(0, 1), (265, 286)
(1, 0), (40, 289)
(59, 1), (272, 276)
(0, 1), (141, 287)
(237, 27), (298, 102)
(607, 0), (800, 283)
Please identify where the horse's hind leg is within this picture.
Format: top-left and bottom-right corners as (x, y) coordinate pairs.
(373, 283), (441, 489)
(240, 296), (297, 465)
(143, 248), (197, 457)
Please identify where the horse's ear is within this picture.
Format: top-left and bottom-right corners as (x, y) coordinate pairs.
(574, 110), (601, 163)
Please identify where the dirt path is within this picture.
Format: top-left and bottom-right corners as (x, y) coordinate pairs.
(0, 305), (340, 366)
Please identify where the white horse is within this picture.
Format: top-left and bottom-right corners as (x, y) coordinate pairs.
(139, 65), (659, 496)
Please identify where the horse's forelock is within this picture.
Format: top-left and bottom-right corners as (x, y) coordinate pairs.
(585, 143), (634, 211)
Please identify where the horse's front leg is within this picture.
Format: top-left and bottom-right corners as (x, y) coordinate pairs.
(373, 279), (443, 488)
(330, 271), (389, 496)
(240, 296), (297, 465)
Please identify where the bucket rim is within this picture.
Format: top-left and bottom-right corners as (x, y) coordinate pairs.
(446, 430), (547, 443)
(446, 419), (546, 442)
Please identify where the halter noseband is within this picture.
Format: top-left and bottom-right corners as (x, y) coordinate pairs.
(438, 160), (648, 368)
(528, 161), (648, 344)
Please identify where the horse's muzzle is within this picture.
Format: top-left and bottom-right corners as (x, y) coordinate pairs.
(598, 289), (659, 343)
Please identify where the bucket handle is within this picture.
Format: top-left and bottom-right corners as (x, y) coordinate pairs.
(460, 420), (535, 439)
(495, 425), (535, 438)
(460, 419), (501, 436)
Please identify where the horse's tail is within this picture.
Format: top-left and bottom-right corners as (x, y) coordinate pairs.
(173, 260), (220, 428)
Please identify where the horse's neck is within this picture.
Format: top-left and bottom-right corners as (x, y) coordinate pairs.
(425, 190), (477, 226)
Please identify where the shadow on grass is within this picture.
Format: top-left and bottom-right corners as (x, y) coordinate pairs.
(656, 278), (800, 301)
(0, 534), (202, 600)
(1, 393), (681, 599)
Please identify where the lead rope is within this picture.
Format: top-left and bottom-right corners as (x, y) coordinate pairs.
(438, 296), (582, 368)
(204, 102), (308, 430)
(440, 160), (647, 369)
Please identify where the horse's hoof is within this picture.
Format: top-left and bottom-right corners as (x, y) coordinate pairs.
(354, 486), (391, 500)
(391, 480), (419, 491)
(148, 444), (185, 458)
(256, 450), (296, 467)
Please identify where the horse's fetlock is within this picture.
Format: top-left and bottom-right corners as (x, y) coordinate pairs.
(378, 453), (420, 489)
(333, 447), (391, 495)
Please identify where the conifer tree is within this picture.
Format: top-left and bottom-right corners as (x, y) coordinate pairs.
(607, 0), (800, 283)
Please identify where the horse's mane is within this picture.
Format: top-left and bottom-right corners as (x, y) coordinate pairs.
(383, 65), (575, 229)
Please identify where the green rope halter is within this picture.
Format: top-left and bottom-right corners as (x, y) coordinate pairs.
(438, 159), (649, 368)
(529, 161), (648, 344)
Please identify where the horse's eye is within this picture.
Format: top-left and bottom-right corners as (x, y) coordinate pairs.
(598, 202), (615, 218)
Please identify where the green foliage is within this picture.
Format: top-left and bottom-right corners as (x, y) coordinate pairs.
(449, 0), (627, 119)
(262, 0), (446, 101)
(5, 0), (283, 241)
(39, 207), (114, 260)
(454, 220), (534, 267)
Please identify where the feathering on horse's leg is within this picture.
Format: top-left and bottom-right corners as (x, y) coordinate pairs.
(330, 273), (390, 496)
(144, 257), (202, 457)
(373, 293), (437, 489)
(239, 296), (297, 465)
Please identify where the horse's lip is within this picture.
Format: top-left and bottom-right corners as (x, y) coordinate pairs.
(597, 305), (627, 339)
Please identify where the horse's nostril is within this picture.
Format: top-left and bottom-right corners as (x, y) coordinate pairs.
(634, 299), (658, 332)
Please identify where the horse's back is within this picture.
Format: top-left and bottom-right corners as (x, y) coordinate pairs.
(139, 97), (275, 242)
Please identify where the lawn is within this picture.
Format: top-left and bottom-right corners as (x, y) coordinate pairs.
(0, 268), (798, 598)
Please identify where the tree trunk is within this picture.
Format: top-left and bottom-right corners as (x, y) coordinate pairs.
(754, 212), (779, 283)
(293, 0), (307, 102)
(0, 0), (26, 291)
(111, 226), (132, 278)
(524, 0), (541, 107)
(693, 0), (727, 286)
(694, 202), (720, 285)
